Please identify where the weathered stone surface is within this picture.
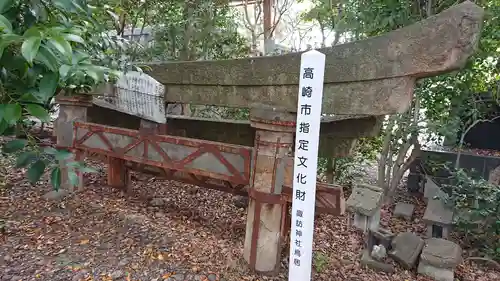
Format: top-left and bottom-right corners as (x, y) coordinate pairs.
(417, 263), (454, 281)
(360, 250), (395, 273)
(161, 77), (415, 115)
(423, 199), (454, 238)
(420, 238), (462, 269)
(371, 245), (387, 261)
(346, 184), (383, 216)
(424, 176), (445, 200)
(88, 104), (380, 157)
(423, 199), (453, 225)
(146, 2), (483, 115)
(147, 2), (483, 86)
(389, 232), (424, 269)
(352, 209), (380, 233)
(243, 117), (294, 273)
(368, 228), (395, 250)
(394, 202), (415, 220)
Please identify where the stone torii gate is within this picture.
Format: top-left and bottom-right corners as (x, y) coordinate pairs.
(57, 1), (484, 275)
(142, 2), (483, 273)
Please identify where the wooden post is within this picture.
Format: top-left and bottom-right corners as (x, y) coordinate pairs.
(107, 157), (129, 189)
(244, 108), (295, 274)
(55, 94), (92, 191)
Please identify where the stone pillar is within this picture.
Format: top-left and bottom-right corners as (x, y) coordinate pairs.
(244, 108), (295, 274)
(55, 94), (92, 191)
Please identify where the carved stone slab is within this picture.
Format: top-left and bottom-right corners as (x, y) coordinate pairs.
(94, 71), (167, 123)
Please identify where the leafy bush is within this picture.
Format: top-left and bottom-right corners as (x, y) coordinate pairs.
(318, 154), (368, 187)
(0, 0), (127, 188)
(440, 168), (500, 259)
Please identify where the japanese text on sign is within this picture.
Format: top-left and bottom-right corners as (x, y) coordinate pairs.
(288, 50), (326, 281)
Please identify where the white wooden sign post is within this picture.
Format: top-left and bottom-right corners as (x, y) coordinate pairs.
(288, 50), (326, 281)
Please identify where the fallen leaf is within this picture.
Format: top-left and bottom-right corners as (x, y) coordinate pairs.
(79, 239), (90, 245)
(162, 272), (175, 279)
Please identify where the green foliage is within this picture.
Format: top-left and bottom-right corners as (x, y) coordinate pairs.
(357, 135), (383, 161)
(0, 0), (116, 189)
(313, 251), (329, 273)
(138, 1), (250, 61)
(318, 154), (367, 187)
(440, 168), (500, 259)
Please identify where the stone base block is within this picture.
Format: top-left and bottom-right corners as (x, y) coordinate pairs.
(360, 250), (395, 273)
(368, 228), (395, 250)
(389, 232), (424, 269)
(352, 209), (380, 233)
(394, 203), (415, 220)
(417, 262), (454, 281)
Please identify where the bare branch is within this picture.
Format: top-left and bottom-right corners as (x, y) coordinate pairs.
(269, 0), (292, 37)
(242, 0), (258, 31)
(378, 115), (396, 188)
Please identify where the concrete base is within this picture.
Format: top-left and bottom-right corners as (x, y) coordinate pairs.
(417, 262), (454, 281)
(361, 250), (394, 273)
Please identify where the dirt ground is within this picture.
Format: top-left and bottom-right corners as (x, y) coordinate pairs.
(0, 153), (499, 281)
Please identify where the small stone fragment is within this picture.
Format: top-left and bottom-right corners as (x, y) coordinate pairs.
(360, 250), (395, 273)
(207, 274), (217, 281)
(394, 202), (415, 220)
(371, 245), (387, 261)
(389, 232), (424, 269)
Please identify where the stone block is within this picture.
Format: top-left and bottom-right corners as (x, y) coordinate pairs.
(420, 238), (462, 269)
(368, 228), (395, 250)
(417, 262), (454, 281)
(423, 199), (453, 239)
(394, 203), (415, 220)
(352, 208), (380, 233)
(389, 232), (424, 269)
(371, 245), (387, 261)
(360, 250), (395, 273)
(346, 184), (384, 216)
